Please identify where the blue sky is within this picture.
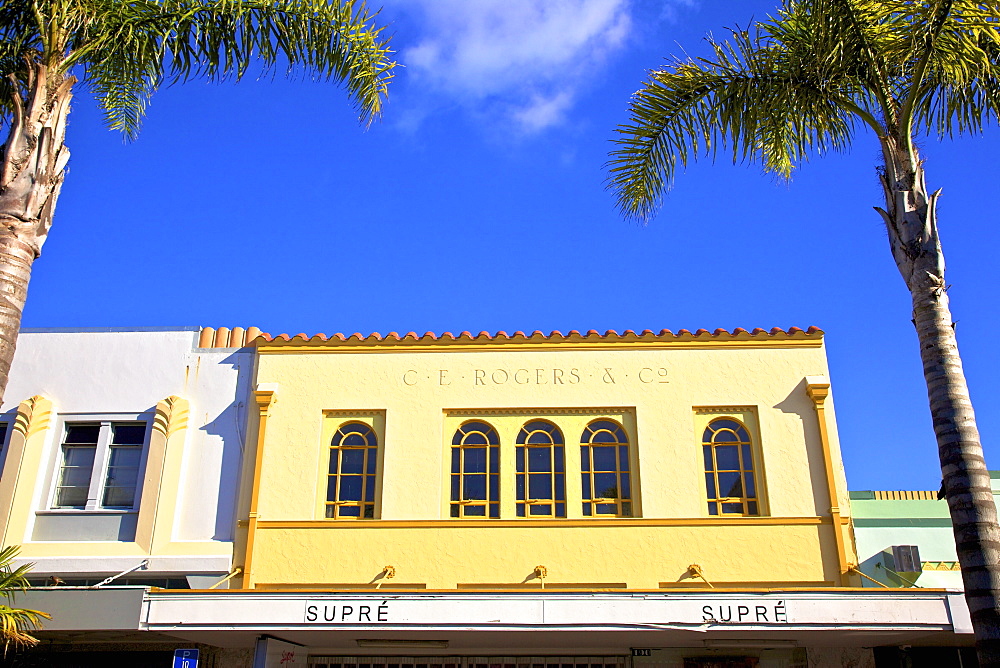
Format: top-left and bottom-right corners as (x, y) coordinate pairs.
(20, 0), (1000, 491)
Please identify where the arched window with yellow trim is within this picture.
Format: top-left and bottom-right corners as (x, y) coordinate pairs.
(326, 422), (378, 519)
(451, 421), (500, 518)
(516, 420), (565, 518)
(703, 418), (759, 516)
(580, 419), (633, 517)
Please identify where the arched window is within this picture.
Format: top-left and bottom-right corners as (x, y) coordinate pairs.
(703, 418), (759, 516)
(451, 421), (500, 518)
(326, 422), (378, 519)
(580, 420), (632, 517)
(516, 420), (566, 518)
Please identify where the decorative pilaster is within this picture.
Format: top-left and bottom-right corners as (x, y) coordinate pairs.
(805, 378), (852, 586)
(135, 396), (190, 552)
(242, 385), (276, 589)
(0, 396), (52, 546)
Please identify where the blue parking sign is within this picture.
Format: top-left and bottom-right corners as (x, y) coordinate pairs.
(173, 649), (199, 668)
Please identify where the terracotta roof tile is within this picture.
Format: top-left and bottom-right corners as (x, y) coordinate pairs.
(198, 326), (824, 348)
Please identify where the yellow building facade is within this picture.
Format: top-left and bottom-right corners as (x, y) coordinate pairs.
(238, 327), (854, 593)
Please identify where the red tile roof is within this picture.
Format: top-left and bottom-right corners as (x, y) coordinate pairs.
(198, 326), (823, 348)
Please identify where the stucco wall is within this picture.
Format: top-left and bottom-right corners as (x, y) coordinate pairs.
(0, 329), (252, 577)
(244, 337), (852, 589)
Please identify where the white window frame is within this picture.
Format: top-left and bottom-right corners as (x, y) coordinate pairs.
(45, 412), (151, 513)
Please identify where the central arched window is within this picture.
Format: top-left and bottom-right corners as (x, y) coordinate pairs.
(580, 419), (632, 517)
(703, 418), (759, 516)
(451, 421), (500, 518)
(516, 420), (566, 518)
(326, 422), (378, 519)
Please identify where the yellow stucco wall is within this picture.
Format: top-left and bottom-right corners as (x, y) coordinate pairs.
(242, 334), (853, 590)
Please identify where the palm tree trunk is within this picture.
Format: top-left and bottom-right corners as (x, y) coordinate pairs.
(0, 59), (74, 406)
(878, 136), (1000, 665)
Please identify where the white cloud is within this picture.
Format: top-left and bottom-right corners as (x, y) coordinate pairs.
(394, 0), (633, 133)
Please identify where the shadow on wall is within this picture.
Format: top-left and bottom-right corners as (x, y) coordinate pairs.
(200, 349), (255, 542)
(773, 378), (829, 517)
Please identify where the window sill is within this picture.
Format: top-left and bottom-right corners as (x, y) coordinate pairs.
(36, 509), (138, 515)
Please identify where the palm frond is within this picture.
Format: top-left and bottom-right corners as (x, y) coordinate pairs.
(607, 26), (860, 223)
(0, 546), (49, 650)
(64, 0), (394, 135)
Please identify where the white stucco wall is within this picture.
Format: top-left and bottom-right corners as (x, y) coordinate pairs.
(1, 328), (251, 562)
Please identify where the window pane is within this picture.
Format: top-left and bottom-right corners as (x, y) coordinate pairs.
(592, 446), (616, 471)
(464, 447), (487, 473)
(516, 447), (525, 473)
(528, 447), (551, 472)
(705, 473), (717, 499)
(708, 501), (718, 515)
(465, 505), (485, 517)
(464, 474), (486, 500)
(713, 430), (738, 443)
(464, 432), (488, 445)
(591, 430), (616, 443)
(56, 446), (95, 508)
(327, 478), (338, 502)
(715, 445), (740, 470)
(451, 448), (460, 471)
(365, 475), (375, 501)
(718, 471), (743, 497)
(555, 502), (565, 517)
(527, 431), (551, 444)
(103, 446), (140, 507)
(489, 445), (499, 471)
(529, 504), (550, 516)
(111, 424), (145, 445)
(722, 502), (744, 514)
(108, 446), (141, 469)
(342, 433), (367, 446)
(489, 473), (499, 501)
(340, 505), (360, 517)
(366, 450), (377, 474)
(516, 475), (525, 500)
(55, 485), (88, 508)
(340, 449), (364, 474)
(580, 446), (590, 471)
(582, 503), (592, 516)
(596, 503), (616, 514)
(621, 502), (632, 517)
(555, 474), (565, 500)
(339, 476), (362, 501)
(581, 475), (591, 500)
(102, 484), (136, 507)
(516, 505), (526, 517)
(594, 472), (618, 498)
(554, 446), (564, 472)
(618, 445), (630, 471)
(363, 504), (374, 519)
(748, 500), (759, 515)
(64, 425), (100, 444)
(450, 476), (460, 502)
(528, 474), (552, 500)
(741, 443), (752, 465)
(744, 472), (756, 497)
(711, 419), (741, 432)
(619, 472), (631, 499)
(489, 504), (499, 518)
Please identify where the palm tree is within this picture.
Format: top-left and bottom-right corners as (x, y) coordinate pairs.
(0, 546), (49, 651)
(0, 0), (395, 404)
(606, 0), (1000, 662)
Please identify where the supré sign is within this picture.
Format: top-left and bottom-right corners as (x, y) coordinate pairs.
(301, 600), (788, 625)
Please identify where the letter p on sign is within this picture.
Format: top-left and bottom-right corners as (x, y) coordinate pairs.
(174, 648), (200, 668)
